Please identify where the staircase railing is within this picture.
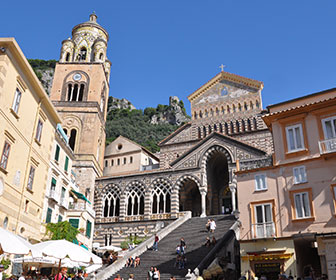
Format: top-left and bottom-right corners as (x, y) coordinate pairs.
(190, 220), (240, 279)
(93, 211), (192, 280)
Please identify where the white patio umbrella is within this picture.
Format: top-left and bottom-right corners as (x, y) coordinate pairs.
(12, 256), (85, 268)
(32, 240), (102, 264)
(97, 245), (122, 252)
(0, 227), (31, 255)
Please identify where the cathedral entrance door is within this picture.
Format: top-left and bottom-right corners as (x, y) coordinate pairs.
(179, 179), (201, 217)
(206, 149), (230, 215)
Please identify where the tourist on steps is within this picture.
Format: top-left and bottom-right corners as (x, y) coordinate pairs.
(205, 219), (211, 232)
(210, 219), (216, 233)
(113, 274), (122, 280)
(153, 234), (159, 251)
(147, 266), (154, 280)
(180, 237), (186, 254)
(153, 267), (160, 280)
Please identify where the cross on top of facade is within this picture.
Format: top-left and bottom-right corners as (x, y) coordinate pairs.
(219, 64), (226, 72)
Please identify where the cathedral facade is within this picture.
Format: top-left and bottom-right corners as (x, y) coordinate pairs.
(94, 71), (274, 246)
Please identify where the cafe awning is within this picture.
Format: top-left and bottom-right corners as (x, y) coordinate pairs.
(71, 190), (91, 204)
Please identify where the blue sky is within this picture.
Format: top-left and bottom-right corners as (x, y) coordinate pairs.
(1, 1), (336, 114)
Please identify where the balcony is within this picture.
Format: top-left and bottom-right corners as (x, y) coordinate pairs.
(319, 138), (336, 154)
(49, 190), (59, 202)
(60, 198), (68, 209)
(68, 201), (95, 218)
(251, 222), (276, 239)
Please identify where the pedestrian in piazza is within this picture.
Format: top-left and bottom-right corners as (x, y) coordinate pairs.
(147, 266), (154, 280)
(180, 237), (186, 254)
(153, 234), (159, 251)
(72, 270), (84, 280)
(153, 267), (160, 280)
(210, 219), (216, 233)
(54, 267), (68, 280)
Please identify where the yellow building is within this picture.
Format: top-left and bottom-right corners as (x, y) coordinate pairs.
(0, 38), (61, 242)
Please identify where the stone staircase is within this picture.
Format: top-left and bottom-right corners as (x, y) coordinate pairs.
(107, 215), (236, 280)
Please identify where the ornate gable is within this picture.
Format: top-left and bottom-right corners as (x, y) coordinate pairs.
(170, 132), (268, 170)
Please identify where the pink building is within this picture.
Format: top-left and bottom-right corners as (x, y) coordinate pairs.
(237, 88), (336, 280)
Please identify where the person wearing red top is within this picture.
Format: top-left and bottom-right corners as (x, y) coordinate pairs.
(54, 267), (67, 280)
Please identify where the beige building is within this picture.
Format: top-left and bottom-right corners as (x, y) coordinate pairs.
(103, 135), (159, 176)
(237, 88), (336, 279)
(0, 38), (61, 242)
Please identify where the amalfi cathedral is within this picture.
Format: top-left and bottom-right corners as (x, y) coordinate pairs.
(0, 11), (336, 280)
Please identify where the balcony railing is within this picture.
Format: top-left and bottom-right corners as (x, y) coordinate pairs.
(251, 222), (276, 239)
(68, 202), (95, 218)
(49, 190), (59, 202)
(319, 138), (336, 154)
(60, 198), (68, 209)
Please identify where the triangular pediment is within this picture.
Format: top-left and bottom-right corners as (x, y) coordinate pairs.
(159, 123), (193, 146)
(188, 71), (263, 108)
(170, 132), (267, 170)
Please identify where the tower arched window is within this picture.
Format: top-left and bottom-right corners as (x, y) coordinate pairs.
(238, 103), (242, 112)
(224, 123), (229, 134)
(247, 119), (252, 131)
(79, 47), (87, 61)
(227, 105), (230, 114)
(194, 112), (197, 120)
(235, 120), (240, 133)
(65, 53), (70, 62)
(198, 127), (201, 139)
(219, 123), (223, 133)
(152, 179), (171, 214)
(230, 121), (234, 134)
(67, 84), (72, 101)
(78, 84), (85, 101)
(253, 118), (258, 130)
(99, 53), (104, 61)
(103, 186), (120, 217)
(208, 125), (212, 134)
(250, 101), (254, 109)
(214, 124), (218, 132)
(70, 84), (78, 101)
(241, 120), (246, 132)
(69, 129), (77, 151)
(244, 102), (248, 111)
(126, 182), (145, 216)
(256, 100), (260, 108)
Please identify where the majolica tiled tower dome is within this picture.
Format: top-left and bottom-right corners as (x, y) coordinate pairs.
(50, 13), (111, 203)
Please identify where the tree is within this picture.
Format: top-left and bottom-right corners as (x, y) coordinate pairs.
(45, 221), (79, 242)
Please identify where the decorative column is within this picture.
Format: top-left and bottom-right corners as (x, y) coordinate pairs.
(200, 189), (207, 217)
(229, 174), (237, 213)
(170, 189), (179, 219)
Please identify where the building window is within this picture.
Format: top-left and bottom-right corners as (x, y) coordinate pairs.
(0, 141), (11, 170)
(12, 88), (22, 114)
(54, 145), (60, 162)
(27, 166), (35, 191)
(293, 166), (307, 184)
(111, 159), (114, 166)
(152, 179), (171, 214)
(50, 177), (56, 195)
(69, 218), (79, 229)
(126, 182), (145, 216)
(117, 158), (120, 165)
(46, 208), (52, 223)
(255, 174), (267, 191)
(286, 124), (305, 152)
(86, 220), (92, 238)
(64, 156), (69, 172)
(294, 192), (311, 219)
(123, 157), (126, 164)
(322, 116), (336, 139)
(253, 203), (275, 238)
(130, 156), (133, 164)
(35, 119), (43, 143)
(69, 129), (77, 151)
(103, 185), (120, 217)
(105, 160), (108, 167)
(24, 200), (29, 213)
(65, 53), (70, 62)
(58, 215), (63, 222)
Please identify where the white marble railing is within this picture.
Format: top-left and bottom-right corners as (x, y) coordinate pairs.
(319, 138), (336, 154)
(251, 222), (275, 239)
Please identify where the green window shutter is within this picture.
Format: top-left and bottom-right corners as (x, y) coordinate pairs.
(64, 156), (69, 172)
(86, 220), (92, 238)
(46, 208), (52, 223)
(69, 218), (79, 229)
(55, 145), (60, 161)
(58, 215), (63, 222)
(51, 178), (57, 187)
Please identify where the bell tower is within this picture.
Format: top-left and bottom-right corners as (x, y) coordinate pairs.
(50, 13), (111, 202)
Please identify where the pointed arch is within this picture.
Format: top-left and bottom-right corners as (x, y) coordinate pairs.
(247, 119), (252, 131)
(230, 121), (234, 134)
(125, 181), (145, 216)
(151, 178), (172, 214)
(203, 126), (207, 138)
(219, 123), (223, 133)
(102, 184), (121, 217)
(241, 119), (246, 132)
(198, 127), (202, 139)
(224, 122), (229, 134)
(244, 102), (248, 111)
(235, 120), (240, 133)
(214, 124), (218, 132)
